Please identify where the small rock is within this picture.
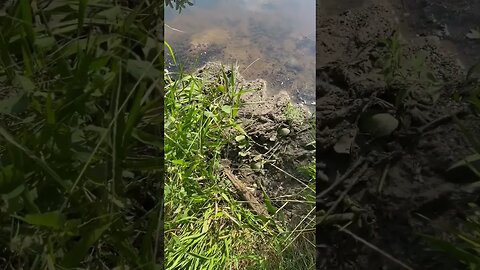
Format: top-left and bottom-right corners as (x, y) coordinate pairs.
(278, 128), (291, 136)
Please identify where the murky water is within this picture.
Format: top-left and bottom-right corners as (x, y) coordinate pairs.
(165, 0), (316, 106)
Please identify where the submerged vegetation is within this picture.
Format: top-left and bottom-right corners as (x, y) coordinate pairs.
(0, 0), (163, 268)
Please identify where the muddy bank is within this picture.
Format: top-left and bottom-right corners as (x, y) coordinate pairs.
(192, 62), (315, 220)
(317, 3), (480, 269)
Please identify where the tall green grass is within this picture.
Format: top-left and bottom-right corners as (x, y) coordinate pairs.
(0, 0), (163, 268)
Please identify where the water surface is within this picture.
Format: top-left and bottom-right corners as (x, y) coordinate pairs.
(165, 0), (316, 105)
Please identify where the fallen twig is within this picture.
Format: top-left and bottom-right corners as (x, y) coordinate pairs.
(377, 161), (390, 194)
(417, 109), (468, 134)
(165, 23), (186, 33)
(337, 225), (414, 270)
(317, 157), (365, 200)
(317, 162), (369, 225)
(221, 159), (270, 217)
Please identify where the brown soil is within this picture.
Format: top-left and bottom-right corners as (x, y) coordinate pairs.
(317, 2), (480, 270)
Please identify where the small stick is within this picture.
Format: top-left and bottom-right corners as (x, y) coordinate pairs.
(317, 157), (365, 200)
(242, 58), (261, 74)
(221, 160), (270, 217)
(337, 226), (414, 270)
(165, 23), (186, 33)
(270, 163), (314, 192)
(417, 109), (468, 134)
(317, 212), (355, 225)
(317, 163), (369, 226)
(377, 161), (390, 194)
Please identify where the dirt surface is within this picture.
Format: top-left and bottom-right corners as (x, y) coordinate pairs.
(317, 2), (480, 270)
(394, 0), (480, 67)
(193, 62), (315, 220)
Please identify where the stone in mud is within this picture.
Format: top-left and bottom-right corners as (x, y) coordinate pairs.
(278, 127), (291, 136)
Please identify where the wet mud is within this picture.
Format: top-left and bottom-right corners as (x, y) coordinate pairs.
(316, 2), (480, 269)
(193, 62), (315, 221)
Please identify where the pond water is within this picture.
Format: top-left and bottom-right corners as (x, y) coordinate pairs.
(164, 0), (316, 106)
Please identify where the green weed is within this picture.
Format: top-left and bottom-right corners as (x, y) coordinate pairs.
(378, 31), (443, 108)
(424, 204), (480, 269)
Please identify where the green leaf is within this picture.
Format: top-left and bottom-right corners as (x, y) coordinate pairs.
(132, 129), (162, 149)
(126, 59), (161, 80)
(262, 189), (277, 215)
(448, 154), (480, 171)
(204, 111), (214, 118)
(60, 36), (111, 58)
(96, 6), (122, 21)
(18, 0), (34, 43)
(21, 211), (65, 230)
(221, 105), (232, 114)
(34, 36), (56, 50)
(14, 75), (35, 92)
(467, 62), (480, 80)
(125, 158), (163, 171)
(62, 221), (112, 268)
(0, 93), (29, 114)
(423, 234), (480, 266)
(164, 41), (177, 66)
(0, 126), (69, 190)
(0, 165), (23, 194)
(2, 184), (25, 200)
(171, 159), (186, 166)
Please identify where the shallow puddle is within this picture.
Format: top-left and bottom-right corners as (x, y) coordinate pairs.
(164, 0), (316, 106)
